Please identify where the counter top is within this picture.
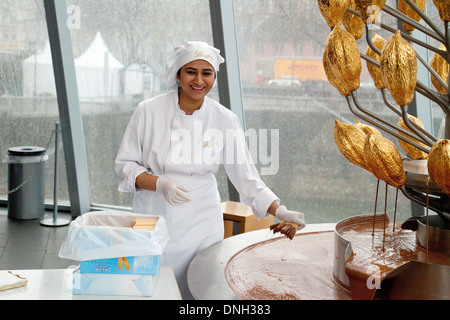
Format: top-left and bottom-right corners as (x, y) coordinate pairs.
(0, 266), (181, 300)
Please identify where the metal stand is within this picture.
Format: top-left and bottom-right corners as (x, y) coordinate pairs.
(41, 122), (70, 227)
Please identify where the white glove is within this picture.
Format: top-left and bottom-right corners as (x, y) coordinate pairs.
(275, 205), (306, 229)
(156, 176), (192, 206)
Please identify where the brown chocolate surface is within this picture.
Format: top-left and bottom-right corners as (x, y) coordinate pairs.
(225, 218), (450, 300)
(339, 218), (450, 299)
(225, 231), (350, 300)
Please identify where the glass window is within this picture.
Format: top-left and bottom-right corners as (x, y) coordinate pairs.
(233, 0), (425, 223)
(0, 0), (68, 205)
(67, 0), (216, 208)
(426, 0), (447, 139)
(3, 0), (441, 223)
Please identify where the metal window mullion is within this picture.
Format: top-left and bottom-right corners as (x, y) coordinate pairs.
(209, 0), (244, 202)
(44, 0), (91, 218)
(410, 11), (434, 218)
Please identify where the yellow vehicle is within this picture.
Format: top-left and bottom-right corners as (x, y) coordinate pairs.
(274, 58), (327, 82)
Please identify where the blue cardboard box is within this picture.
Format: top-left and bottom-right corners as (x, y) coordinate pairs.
(72, 269), (159, 297)
(79, 255), (160, 275)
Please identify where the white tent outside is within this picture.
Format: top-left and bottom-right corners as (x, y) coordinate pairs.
(75, 32), (124, 101)
(22, 32), (126, 101)
(22, 41), (56, 97)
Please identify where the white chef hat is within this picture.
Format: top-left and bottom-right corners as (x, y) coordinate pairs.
(165, 41), (225, 91)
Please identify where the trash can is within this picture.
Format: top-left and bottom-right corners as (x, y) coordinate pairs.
(5, 146), (49, 220)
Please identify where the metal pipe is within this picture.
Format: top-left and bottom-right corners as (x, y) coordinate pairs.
(364, 8), (447, 60)
(404, 0), (445, 40)
(445, 113), (450, 140)
(351, 91), (430, 146)
(349, 6), (445, 57)
(359, 42), (448, 114)
(379, 22), (447, 60)
(446, 21), (450, 56)
(381, 89), (402, 117)
(346, 94), (429, 153)
(365, 25), (381, 56)
(400, 105), (435, 146)
(40, 122), (70, 227)
(359, 52), (379, 68)
(381, 89), (436, 142)
(382, 4), (444, 42)
(445, 21), (450, 140)
(358, 55), (435, 142)
(415, 81), (449, 112)
(53, 122), (60, 223)
(415, 47), (448, 92)
(358, 57), (440, 144)
(355, 53), (436, 142)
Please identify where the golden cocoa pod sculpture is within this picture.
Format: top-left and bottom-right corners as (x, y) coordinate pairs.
(356, 120), (382, 136)
(343, 0), (365, 39)
(318, 0), (350, 28)
(323, 49), (348, 96)
(381, 30), (417, 106)
(397, 115), (429, 160)
(433, 0), (450, 21)
(398, 0), (426, 31)
(430, 44), (449, 94)
(354, 0), (386, 23)
(364, 134), (406, 188)
(334, 120), (367, 169)
(323, 26), (362, 96)
(366, 33), (386, 89)
(427, 139), (450, 195)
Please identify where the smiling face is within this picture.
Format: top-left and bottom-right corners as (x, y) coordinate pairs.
(177, 59), (216, 111)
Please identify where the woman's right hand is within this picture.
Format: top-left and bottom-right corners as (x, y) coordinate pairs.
(274, 205), (306, 230)
(156, 176), (192, 206)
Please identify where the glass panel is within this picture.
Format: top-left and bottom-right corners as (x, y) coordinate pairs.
(0, 0), (69, 206)
(67, 0), (216, 208)
(234, 0), (421, 223)
(426, 0), (447, 139)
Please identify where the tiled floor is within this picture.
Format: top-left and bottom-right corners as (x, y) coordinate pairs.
(0, 207), (78, 270)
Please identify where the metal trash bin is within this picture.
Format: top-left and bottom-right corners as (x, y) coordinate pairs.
(5, 146), (49, 220)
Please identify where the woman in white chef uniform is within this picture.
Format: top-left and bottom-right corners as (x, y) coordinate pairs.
(115, 41), (306, 299)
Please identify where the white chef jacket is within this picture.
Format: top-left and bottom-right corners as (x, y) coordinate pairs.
(115, 91), (279, 299)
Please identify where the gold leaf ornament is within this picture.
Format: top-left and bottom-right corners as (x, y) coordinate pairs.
(433, 0), (450, 21)
(354, 0), (386, 24)
(427, 139), (450, 195)
(381, 30), (417, 106)
(397, 115), (429, 160)
(430, 44), (449, 94)
(323, 26), (362, 96)
(398, 0), (426, 31)
(366, 33), (386, 89)
(356, 120), (382, 136)
(323, 49), (348, 96)
(334, 120), (367, 169)
(318, 0), (350, 28)
(343, 0), (365, 39)
(364, 134), (406, 188)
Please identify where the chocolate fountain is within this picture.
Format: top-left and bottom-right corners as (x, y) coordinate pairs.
(319, 0), (450, 299)
(225, 1), (449, 300)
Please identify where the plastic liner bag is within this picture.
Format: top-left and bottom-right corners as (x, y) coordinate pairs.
(59, 211), (169, 261)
